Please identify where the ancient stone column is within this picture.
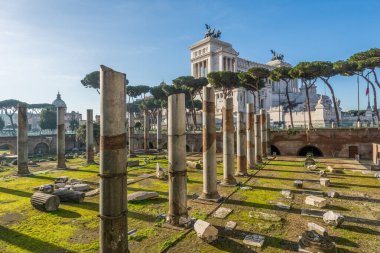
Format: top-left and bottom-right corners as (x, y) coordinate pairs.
(266, 113), (271, 156)
(167, 93), (189, 226)
(17, 103), (30, 175)
(260, 109), (267, 158)
(221, 97), (237, 186)
(246, 103), (255, 169)
(254, 113), (262, 163)
(236, 110), (247, 176)
(200, 86), (220, 200)
(128, 111), (134, 154)
(157, 109), (162, 151)
(144, 110), (149, 153)
(86, 109), (95, 164)
(57, 106), (66, 169)
(99, 65), (128, 253)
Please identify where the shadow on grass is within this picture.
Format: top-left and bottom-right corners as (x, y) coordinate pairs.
(214, 225), (298, 251)
(330, 235), (359, 248)
(50, 208), (82, 218)
(0, 187), (32, 198)
(339, 224), (380, 235)
(0, 225), (75, 253)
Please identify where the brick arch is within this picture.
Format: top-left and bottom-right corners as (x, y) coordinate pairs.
(33, 142), (50, 154)
(297, 145), (323, 157)
(0, 143), (16, 155)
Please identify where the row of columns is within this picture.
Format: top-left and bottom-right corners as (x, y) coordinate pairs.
(193, 60), (208, 78)
(98, 67), (272, 250)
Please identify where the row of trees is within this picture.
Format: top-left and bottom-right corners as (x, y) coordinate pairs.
(80, 48), (379, 130)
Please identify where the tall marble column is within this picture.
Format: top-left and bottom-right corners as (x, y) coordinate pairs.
(254, 114), (262, 163)
(260, 109), (267, 158)
(99, 65), (128, 253)
(57, 106), (66, 169)
(86, 109), (95, 164)
(246, 103), (255, 169)
(167, 93), (189, 226)
(128, 111), (134, 154)
(157, 109), (162, 151)
(236, 110), (247, 176)
(221, 97), (237, 186)
(266, 113), (271, 156)
(17, 103), (29, 175)
(200, 86), (220, 200)
(144, 110), (149, 153)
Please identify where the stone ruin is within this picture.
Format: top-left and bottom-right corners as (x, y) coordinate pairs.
(298, 223), (337, 253)
(31, 176), (96, 211)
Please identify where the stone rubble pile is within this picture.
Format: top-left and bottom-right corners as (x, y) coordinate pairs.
(298, 222), (337, 253)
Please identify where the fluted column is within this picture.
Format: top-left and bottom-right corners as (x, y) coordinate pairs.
(99, 65), (128, 253)
(246, 103), (255, 169)
(236, 110), (247, 176)
(17, 103), (29, 175)
(200, 86), (221, 200)
(86, 109), (95, 164)
(57, 106), (66, 169)
(221, 97), (237, 186)
(167, 93), (189, 226)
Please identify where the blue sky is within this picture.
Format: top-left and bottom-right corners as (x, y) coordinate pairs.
(1, 0), (379, 117)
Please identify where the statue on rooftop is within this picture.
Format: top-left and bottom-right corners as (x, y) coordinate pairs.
(270, 49), (284, 61)
(204, 24), (221, 39)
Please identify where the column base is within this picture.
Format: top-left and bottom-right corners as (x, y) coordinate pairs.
(220, 178), (237, 187)
(235, 172), (249, 177)
(166, 214), (191, 228)
(199, 192), (223, 202)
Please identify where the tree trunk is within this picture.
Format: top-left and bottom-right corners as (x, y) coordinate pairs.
(304, 82), (313, 129)
(256, 83), (261, 109)
(5, 110), (16, 136)
(361, 75), (380, 125)
(321, 78), (340, 126)
(285, 81), (294, 128)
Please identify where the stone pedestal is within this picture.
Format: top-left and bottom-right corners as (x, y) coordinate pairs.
(99, 65), (128, 253)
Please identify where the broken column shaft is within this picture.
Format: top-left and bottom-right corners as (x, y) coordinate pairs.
(144, 110), (149, 153)
(57, 106), (66, 168)
(236, 110), (247, 176)
(266, 113), (271, 156)
(221, 97), (237, 186)
(99, 65), (128, 253)
(260, 109), (267, 158)
(17, 103), (30, 175)
(246, 103), (255, 169)
(128, 111), (134, 154)
(167, 93), (189, 226)
(86, 109), (95, 164)
(157, 109), (162, 151)
(254, 113), (262, 163)
(200, 86), (220, 200)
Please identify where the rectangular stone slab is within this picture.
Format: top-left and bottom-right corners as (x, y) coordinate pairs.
(212, 207), (233, 218)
